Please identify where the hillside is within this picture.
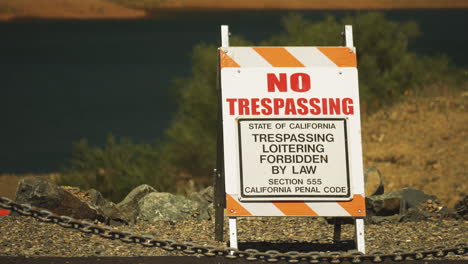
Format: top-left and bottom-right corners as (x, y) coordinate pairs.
(361, 91), (467, 208)
(1, 0), (467, 21)
(112, 0), (468, 10)
(0, 0), (145, 21)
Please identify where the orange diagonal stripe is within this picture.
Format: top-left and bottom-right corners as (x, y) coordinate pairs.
(272, 202), (318, 216)
(338, 194), (366, 216)
(317, 47), (357, 67)
(226, 194), (252, 216)
(219, 50), (240, 68)
(253, 47), (305, 67)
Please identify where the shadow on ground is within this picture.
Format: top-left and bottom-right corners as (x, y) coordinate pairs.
(236, 240), (356, 252)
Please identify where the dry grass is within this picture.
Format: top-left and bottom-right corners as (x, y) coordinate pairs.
(362, 91), (467, 208)
(0, 0), (145, 21)
(1, 0), (467, 21)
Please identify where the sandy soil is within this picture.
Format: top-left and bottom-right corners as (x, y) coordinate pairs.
(0, 0), (145, 21)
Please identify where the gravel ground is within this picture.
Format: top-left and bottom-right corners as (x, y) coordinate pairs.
(0, 215), (466, 260)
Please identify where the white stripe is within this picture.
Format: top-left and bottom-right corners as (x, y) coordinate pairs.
(286, 47), (337, 67)
(235, 202), (351, 216)
(305, 202), (351, 216)
(242, 201), (284, 216)
(230, 193), (356, 217)
(227, 47), (271, 67)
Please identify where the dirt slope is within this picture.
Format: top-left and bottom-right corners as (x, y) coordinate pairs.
(362, 91), (467, 208)
(1, 0), (468, 21)
(0, 0), (145, 21)
(113, 0), (468, 10)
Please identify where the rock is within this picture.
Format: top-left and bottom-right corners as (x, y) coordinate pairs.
(187, 186), (215, 220)
(419, 199), (449, 217)
(366, 195), (401, 216)
(366, 215), (401, 224)
(364, 166), (384, 196)
(454, 195), (468, 220)
(119, 184), (157, 206)
(399, 207), (431, 222)
(366, 188), (438, 221)
(137, 192), (209, 222)
(205, 203), (215, 220)
(86, 189), (116, 217)
(15, 177), (102, 221)
(188, 186), (214, 204)
(113, 184), (157, 224)
(395, 188), (437, 209)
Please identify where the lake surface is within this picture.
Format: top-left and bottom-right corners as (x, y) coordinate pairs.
(0, 10), (466, 173)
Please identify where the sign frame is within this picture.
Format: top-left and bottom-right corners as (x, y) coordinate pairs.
(215, 25), (366, 253)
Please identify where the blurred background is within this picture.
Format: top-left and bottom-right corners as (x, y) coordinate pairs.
(0, 0), (466, 207)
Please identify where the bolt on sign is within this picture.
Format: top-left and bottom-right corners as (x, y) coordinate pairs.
(217, 25), (365, 252)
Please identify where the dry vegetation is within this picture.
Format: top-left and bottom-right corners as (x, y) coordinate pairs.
(362, 91), (467, 208)
(0, 0), (145, 21)
(1, 0), (467, 21)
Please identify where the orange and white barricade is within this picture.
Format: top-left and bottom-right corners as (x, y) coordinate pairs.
(217, 25), (365, 253)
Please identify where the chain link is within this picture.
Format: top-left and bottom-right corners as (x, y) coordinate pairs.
(1, 196), (466, 263)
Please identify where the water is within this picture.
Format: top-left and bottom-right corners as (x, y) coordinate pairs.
(0, 10), (466, 173)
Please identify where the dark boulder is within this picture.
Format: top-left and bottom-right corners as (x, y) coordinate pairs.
(366, 188), (439, 223)
(454, 195), (468, 220)
(366, 188), (437, 216)
(15, 177), (102, 221)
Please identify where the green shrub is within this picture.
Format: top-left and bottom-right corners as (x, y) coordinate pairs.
(59, 135), (173, 202)
(268, 12), (464, 110)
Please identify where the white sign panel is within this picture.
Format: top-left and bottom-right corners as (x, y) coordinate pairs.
(220, 46), (364, 204)
(238, 118), (350, 200)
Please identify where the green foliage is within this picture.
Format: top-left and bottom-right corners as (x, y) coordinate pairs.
(268, 12), (464, 110)
(158, 37), (253, 182)
(59, 135), (173, 202)
(263, 14), (342, 46)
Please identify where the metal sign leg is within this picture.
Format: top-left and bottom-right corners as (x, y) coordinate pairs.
(214, 25), (230, 242)
(333, 218), (342, 242)
(355, 218), (365, 253)
(228, 217), (238, 249)
(214, 169), (225, 241)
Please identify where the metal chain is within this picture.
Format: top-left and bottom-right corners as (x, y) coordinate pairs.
(1, 196), (466, 263)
